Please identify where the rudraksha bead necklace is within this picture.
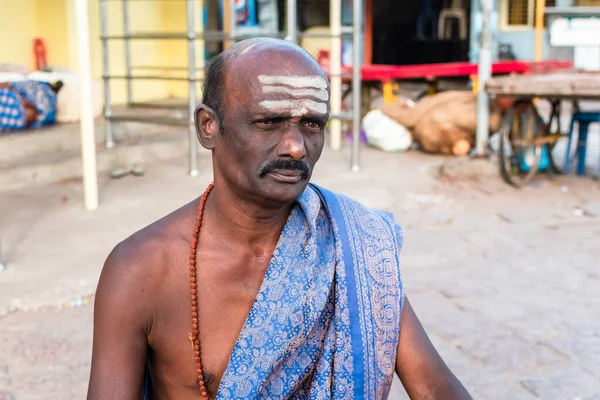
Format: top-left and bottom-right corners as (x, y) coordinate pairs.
(188, 182), (215, 399)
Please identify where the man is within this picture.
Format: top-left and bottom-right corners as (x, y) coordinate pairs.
(87, 38), (471, 399)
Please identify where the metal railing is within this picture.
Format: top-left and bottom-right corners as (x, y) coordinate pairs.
(100, 0), (362, 176)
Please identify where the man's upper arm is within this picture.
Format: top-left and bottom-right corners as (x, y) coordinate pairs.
(392, 223), (470, 398)
(87, 243), (155, 400)
(395, 298), (472, 399)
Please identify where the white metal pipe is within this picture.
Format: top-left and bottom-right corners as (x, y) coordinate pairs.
(187, 0), (200, 177)
(476, 0), (493, 156)
(229, 0), (237, 42)
(75, 0), (99, 210)
(100, 0), (115, 148)
(351, 0), (362, 172)
(123, 0), (133, 105)
(329, 0), (343, 151)
(286, 0), (297, 42)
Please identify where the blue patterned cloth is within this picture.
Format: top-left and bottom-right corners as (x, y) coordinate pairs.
(143, 184), (405, 399)
(0, 80), (57, 132)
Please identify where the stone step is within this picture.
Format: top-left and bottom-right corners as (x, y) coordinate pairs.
(0, 131), (199, 191)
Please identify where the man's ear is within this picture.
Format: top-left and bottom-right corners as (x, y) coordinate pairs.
(194, 104), (221, 150)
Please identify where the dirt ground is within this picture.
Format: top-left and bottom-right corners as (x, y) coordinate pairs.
(1, 146), (599, 399)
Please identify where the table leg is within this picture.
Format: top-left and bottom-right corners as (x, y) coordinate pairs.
(383, 81), (398, 104)
(428, 80), (439, 96)
(470, 75), (478, 93)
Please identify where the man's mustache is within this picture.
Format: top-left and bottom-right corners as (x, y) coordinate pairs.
(259, 159), (310, 180)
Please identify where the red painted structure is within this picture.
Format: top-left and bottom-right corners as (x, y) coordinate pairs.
(320, 57), (574, 83)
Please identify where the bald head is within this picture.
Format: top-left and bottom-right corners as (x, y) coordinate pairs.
(201, 38), (328, 129)
(219, 37), (319, 66)
(195, 38), (329, 206)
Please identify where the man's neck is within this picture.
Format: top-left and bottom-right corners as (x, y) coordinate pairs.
(202, 183), (293, 249)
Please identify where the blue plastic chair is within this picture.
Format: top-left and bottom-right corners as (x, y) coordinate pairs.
(564, 111), (600, 176)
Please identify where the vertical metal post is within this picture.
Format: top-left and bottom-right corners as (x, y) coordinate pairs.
(229, 0), (237, 43)
(535, 0), (546, 61)
(351, 0), (362, 172)
(476, 0), (492, 156)
(100, 0), (115, 148)
(76, 0), (100, 210)
(286, 0), (297, 42)
(123, 0), (133, 105)
(329, 0), (343, 151)
(187, 0), (199, 177)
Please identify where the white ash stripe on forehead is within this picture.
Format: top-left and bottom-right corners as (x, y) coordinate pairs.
(262, 85), (329, 101)
(258, 75), (328, 89)
(259, 99), (328, 116)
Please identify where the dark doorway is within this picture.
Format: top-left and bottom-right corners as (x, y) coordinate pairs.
(372, 0), (471, 65)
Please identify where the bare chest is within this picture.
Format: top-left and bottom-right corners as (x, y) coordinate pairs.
(149, 246), (273, 398)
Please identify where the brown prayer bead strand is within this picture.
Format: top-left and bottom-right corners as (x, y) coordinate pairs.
(189, 182), (214, 400)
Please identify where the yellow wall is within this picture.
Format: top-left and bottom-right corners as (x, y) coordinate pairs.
(0, 0), (205, 104)
(160, 1), (206, 98)
(36, 0), (72, 68)
(0, 0), (38, 69)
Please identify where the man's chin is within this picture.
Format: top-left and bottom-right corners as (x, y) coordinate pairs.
(258, 178), (310, 205)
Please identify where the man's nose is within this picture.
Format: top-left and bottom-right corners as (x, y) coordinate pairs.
(277, 126), (306, 160)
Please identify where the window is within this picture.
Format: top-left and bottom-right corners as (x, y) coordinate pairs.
(507, 0), (530, 26)
(501, 0), (556, 29)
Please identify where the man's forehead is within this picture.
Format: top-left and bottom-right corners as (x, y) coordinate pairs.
(224, 42), (330, 116)
(255, 74), (329, 116)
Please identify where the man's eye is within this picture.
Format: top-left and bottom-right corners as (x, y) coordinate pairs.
(304, 121), (322, 130)
(256, 120), (277, 129)
(256, 117), (285, 128)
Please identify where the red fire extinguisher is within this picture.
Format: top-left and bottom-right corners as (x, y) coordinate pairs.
(33, 38), (48, 71)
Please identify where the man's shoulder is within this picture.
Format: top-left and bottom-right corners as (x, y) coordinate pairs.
(93, 201), (198, 335)
(309, 184), (403, 250)
(102, 199), (196, 287)
(311, 184), (399, 228)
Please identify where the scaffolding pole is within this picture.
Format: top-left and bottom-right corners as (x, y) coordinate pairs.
(476, 0), (493, 156)
(351, 0), (362, 172)
(76, 0), (99, 211)
(286, 0), (298, 42)
(123, 0), (133, 105)
(230, 0), (237, 42)
(329, 0), (343, 151)
(187, 0), (200, 176)
(100, 0), (116, 148)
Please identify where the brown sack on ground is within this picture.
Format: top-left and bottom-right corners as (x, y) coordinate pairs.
(380, 91), (473, 129)
(379, 90), (502, 156)
(414, 100), (475, 155)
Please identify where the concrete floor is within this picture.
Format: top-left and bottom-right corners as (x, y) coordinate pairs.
(1, 145), (599, 399)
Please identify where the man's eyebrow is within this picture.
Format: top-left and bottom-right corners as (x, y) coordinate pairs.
(259, 99), (327, 116)
(304, 113), (329, 121)
(252, 112), (293, 120)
